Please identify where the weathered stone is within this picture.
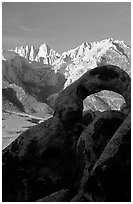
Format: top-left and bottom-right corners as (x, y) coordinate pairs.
(92, 113), (131, 172)
(82, 114), (131, 201)
(3, 116), (66, 161)
(36, 189), (69, 202)
(120, 102), (129, 116)
(81, 110), (101, 126)
(54, 65), (130, 125)
(2, 64), (131, 202)
(77, 110), (125, 173)
(2, 116), (79, 201)
(70, 190), (85, 202)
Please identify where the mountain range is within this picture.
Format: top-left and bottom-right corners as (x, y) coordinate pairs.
(2, 38), (131, 116)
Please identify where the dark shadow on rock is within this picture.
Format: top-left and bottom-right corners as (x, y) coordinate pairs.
(2, 116), (82, 201)
(54, 65), (130, 126)
(2, 65), (131, 202)
(81, 114), (131, 202)
(3, 88), (25, 112)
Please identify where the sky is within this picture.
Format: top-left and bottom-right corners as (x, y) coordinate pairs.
(2, 2), (131, 53)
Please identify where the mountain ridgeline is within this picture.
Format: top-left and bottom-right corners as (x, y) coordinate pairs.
(2, 38), (131, 116)
(2, 38), (131, 201)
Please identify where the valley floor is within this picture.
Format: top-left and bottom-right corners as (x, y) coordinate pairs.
(2, 111), (52, 149)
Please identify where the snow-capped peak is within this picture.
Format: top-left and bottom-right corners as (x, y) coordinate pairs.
(10, 43), (61, 65)
(3, 38), (130, 70)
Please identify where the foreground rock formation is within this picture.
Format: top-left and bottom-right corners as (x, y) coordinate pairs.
(2, 65), (131, 202)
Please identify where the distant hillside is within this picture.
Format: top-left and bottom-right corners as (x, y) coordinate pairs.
(2, 38), (131, 115)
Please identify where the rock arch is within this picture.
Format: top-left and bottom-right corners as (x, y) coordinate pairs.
(2, 65), (131, 202)
(54, 65), (130, 124)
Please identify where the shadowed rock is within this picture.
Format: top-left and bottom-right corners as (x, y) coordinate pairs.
(92, 113), (131, 172)
(77, 110), (126, 174)
(81, 110), (101, 126)
(2, 65), (131, 202)
(2, 117), (80, 201)
(36, 189), (69, 202)
(80, 114), (131, 202)
(120, 102), (129, 116)
(54, 65), (130, 125)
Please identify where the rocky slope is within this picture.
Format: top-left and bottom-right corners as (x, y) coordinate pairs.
(2, 39), (131, 201)
(2, 50), (65, 116)
(2, 38), (131, 115)
(2, 65), (131, 201)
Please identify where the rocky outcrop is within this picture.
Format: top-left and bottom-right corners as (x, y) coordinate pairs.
(2, 65), (131, 202)
(54, 65), (130, 125)
(2, 116), (83, 201)
(76, 113), (131, 202)
(77, 110), (126, 173)
(57, 39), (131, 112)
(36, 189), (69, 202)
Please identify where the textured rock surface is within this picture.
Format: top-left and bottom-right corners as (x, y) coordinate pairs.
(2, 65), (131, 202)
(80, 114), (131, 202)
(77, 110), (126, 173)
(2, 116), (82, 201)
(36, 189), (69, 202)
(54, 65), (130, 124)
